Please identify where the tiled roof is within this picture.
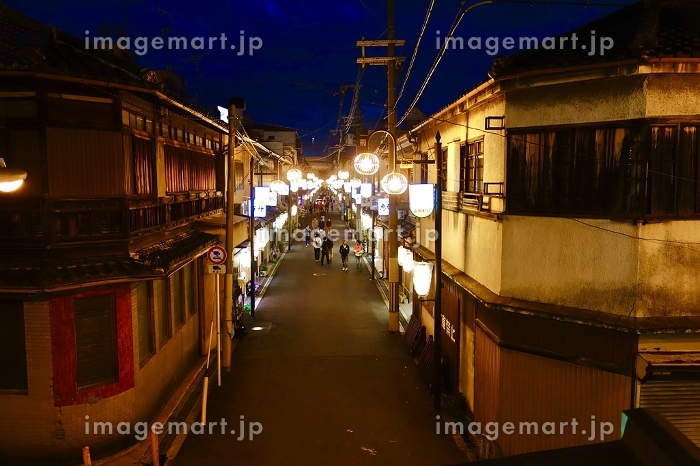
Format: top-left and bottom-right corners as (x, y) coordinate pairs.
(490, 0), (700, 78)
(0, 229), (219, 291)
(0, 3), (147, 86)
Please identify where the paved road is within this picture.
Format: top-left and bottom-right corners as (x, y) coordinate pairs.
(172, 210), (467, 466)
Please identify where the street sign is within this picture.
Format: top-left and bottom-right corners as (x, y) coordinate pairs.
(207, 264), (226, 274)
(207, 246), (227, 265)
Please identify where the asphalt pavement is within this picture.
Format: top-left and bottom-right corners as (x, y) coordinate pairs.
(171, 209), (468, 466)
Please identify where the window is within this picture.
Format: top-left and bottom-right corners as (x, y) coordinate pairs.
(74, 294), (118, 390)
(440, 147), (448, 191)
(0, 300), (27, 391)
(507, 125), (644, 215)
(171, 270), (185, 328)
(156, 279), (171, 345)
(235, 161), (244, 190)
(162, 123), (170, 138)
(136, 283), (154, 364)
(121, 109), (129, 126)
(460, 139), (484, 193)
(145, 118), (153, 134)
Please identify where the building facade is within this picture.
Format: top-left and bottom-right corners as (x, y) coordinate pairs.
(398, 0), (700, 457)
(0, 5), (230, 462)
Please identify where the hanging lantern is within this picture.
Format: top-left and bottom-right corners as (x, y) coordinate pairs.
(0, 158), (27, 193)
(338, 169), (350, 180)
(403, 251), (414, 272)
(344, 182), (351, 193)
(397, 246), (406, 267)
(306, 172), (315, 180)
(413, 262), (434, 297)
(291, 205), (298, 216)
(269, 179), (286, 194)
(290, 181), (299, 192)
(381, 172), (408, 195)
(350, 178), (362, 188)
(360, 182), (373, 198)
(354, 152), (380, 175)
(409, 183), (435, 217)
(286, 168), (302, 182)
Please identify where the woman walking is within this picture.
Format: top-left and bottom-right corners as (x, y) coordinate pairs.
(353, 240), (364, 271)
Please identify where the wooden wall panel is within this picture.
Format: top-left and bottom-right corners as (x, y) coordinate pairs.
(46, 128), (124, 197)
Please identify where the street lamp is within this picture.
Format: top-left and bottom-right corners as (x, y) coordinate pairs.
(287, 167), (302, 183)
(413, 262), (433, 298)
(381, 172), (408, 195)
(354, 152), (380, 176)
(338, 169), (350, 180)
(0, 158), (27, 193)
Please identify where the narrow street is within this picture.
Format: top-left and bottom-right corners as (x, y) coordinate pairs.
(172, 210), (467, 465)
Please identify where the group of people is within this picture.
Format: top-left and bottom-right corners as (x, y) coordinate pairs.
(303, 215), (365, 271)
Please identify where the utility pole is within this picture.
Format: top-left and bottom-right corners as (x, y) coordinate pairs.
(223, 99), (238, 373)
(434, 132), (443, 410)
(356, 0), (404, 331)
(249, 155), (256, 319)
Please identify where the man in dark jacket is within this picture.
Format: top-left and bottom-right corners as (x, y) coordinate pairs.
(339, 240), (350, 271)
(321, 237), (333, 265)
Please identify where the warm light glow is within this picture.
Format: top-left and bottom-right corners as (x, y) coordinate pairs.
(240, 248), (251, 265)
(409, 183), (435, 218)
(338, 169), (350, 180)
(413, 262), (434, 297)
(291, 205), (298, 216)
(360, 183), (372, 198)
(269, 179), (286, 194)
(397, 246), (406, 267)
(344, 182), (351, 193)
(306, 172), (315, 180)
(350, 178), (362, 188)
(354, 152), (380, 176)
(286, 168), (302, 182)
(403, 252), (414, 272)
(381, 172), (408, 195)
(290, 181), (299, 192)
(0, 158), (27, 193)
(362, 213), (372, 230)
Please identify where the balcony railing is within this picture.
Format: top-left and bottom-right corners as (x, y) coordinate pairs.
(0, 192), (223, 246)
(441, 183), (505, 214)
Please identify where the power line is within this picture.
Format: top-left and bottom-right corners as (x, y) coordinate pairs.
(395, 0), (435, 108)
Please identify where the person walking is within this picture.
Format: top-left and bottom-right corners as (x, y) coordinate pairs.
(304, 226), (310, 247)
(321, 236), (332, 265)
(339, 240), (350, 271)
(311, 216), (319, 230)
(312, 232), (322, 262)
(353, 240), (364, 271)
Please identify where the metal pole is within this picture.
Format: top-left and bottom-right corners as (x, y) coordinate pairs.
(288, 182), (293, 251)
(216, 275), (221, 387)
(387, 0), (399, 332)
(434, 132), (443, 410)
(249, 156), (256, 319)
(223, 99), (236, 373)
(371, 173), (376, 281)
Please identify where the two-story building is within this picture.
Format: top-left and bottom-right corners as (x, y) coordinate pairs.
(0, 5), (235, 462)
(398, 0), (700, 457)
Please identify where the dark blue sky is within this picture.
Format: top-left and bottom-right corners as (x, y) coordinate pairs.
(8, 0), (636, 155)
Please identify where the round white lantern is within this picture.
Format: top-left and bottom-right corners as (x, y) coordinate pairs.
(381, 172), (408, 195)
(354, 152), (380, 175)
(338, 169), (350, 180)
(286, 168), (302, 182)
(350, 178), (362, 188)
(269, 179), (286, 194)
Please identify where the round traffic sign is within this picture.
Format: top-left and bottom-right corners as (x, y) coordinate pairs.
(207, 246), (227, 265)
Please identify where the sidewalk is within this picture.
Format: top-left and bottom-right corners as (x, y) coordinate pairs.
(169, 210), (468, 465)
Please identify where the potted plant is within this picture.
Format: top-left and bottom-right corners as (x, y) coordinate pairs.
(259, 264), (268, 277)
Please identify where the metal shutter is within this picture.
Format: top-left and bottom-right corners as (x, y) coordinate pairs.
(74, 294), (118, 389)
(639, 379), (700, 447)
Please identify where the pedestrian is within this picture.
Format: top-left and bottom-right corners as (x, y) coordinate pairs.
(321, 236), (332, 265)
(304, 226), (310, 247)
(313, 232), (322, 262)
(339, 240), (350, 271)
(311, 216), (319, 230)
(325, 217), (331, 230)
(353, 240), (364, 271)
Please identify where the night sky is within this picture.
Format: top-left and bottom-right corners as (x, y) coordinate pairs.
(8, 0), (637, 155)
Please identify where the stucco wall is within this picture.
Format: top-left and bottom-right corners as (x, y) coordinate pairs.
(500, 216), (639, 315)
(505, 74), (647, 128)
(636, 221), (700, 317)
(645, 73), (700, 118)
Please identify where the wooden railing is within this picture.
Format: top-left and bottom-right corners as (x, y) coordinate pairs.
(0, 192), (223, 246)
(441, 183), (505, 214)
